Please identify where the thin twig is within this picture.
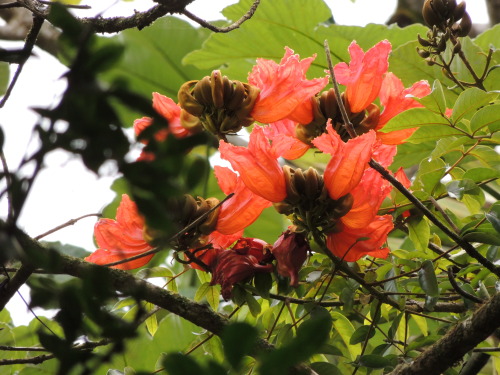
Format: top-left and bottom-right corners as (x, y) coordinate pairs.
(34, 213), (102, 240)
(429, 197), (461, 234)
(447, 267), (485, 304)
(0, 151), (14, 221)
(181, 0), (260, 33)
(0, 16), (44, 108)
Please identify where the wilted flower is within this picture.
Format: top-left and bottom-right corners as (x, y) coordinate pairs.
(271, 230), (309, 287)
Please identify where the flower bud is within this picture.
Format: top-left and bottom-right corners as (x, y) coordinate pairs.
(457, 11), (472, 37)
(453, 1), (466, 21)
(417, 34), (433, 47)
(271, 230), (309, 287)
(417, 47), (431, 58)
(423, 0), (443, 28)
(178, 71), (260, 138)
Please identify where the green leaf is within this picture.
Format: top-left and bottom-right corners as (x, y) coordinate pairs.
(310, 362), (343, 375)
(406, 335), (440, 352)
(245, 292), (261, 317)
(221, 322), (258, 370)
(145, 312), (158, 337)
(470, 104), (500, 133)
(486, 203), (500, 234)
(380, 107), (449, 133)
(357, 354), (392, 369)
(162, 353), (203, 375)
(418, 260), (439, 298)
(449, 37), (490, 83)
(446, 179), (478, 200)
(416, 80), (447, 114)
(186, 0), (425, 81)
(194, 282), (211, 302)
(474, 23), (500, 50)
(451, 88), (498, 125)
(462, 167), (500, 183)
(413, 157), (446, 194)
(408, 216), (430, 253)
(254, 272), (272, 299)
(331, 311), (360, 360)
(468, 146), (500, 170)
(349, 325), (375, 345)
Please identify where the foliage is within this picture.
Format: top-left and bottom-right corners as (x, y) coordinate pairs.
(1, 0), (500, 375)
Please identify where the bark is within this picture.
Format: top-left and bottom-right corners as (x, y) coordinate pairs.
(388, 293), (500, 375)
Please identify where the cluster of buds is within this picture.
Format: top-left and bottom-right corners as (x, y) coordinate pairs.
(178, 70), (260, 140)
(274, 166), (354, 234)
(149, 194), (221, 249)
(295, 89), (379, 144)
(418, 0), (472, 61)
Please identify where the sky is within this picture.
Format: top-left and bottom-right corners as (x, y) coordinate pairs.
(0, 0), (490, 324)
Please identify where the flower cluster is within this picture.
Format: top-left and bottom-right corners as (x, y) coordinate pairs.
(86, 41), (431, 297)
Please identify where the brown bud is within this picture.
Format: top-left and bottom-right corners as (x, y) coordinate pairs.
(178, 80), (204, 117)
(418, 34), (433, 47)
(181, 194), (198, 223)
(304, 167), (322, 198)
(180, 109), (202, 132)
(293, 168), (307, 195)
(211, 70), (224, 109)
(417, 47), (431, 58)
(445, 0), (457, 17)
(437, 36), (447, 52)
(283, 165), (301, 204)
(453, 1), (466, 21)
(198, 197), (221, 235)
(457, 11), (472, 37)
(331, 193), (354, 219)
(358, 103), (380, 133)
(423, 0), (443, 27)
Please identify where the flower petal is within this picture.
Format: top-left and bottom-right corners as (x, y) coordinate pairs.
(327, 215), (393, 262)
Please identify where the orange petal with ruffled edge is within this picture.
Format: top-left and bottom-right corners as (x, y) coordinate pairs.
(219, 126), (286, 202)
(214, 166), (272, 234)
(152, 92), (190, 138)
(86, 194), (153, 270)
(334, 40), (391, 113)
(263, 119), (310, 160)
(85, 248), (154, 270)
(327, 215), (393, 262)
(312, 123), (376, 200)
(249, 47), (328, 124)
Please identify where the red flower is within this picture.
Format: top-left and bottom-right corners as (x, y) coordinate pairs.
(249, 47), (328, 124)
(219, 126), (286, 202)
(85, 194), (154, 270)
(271, 230), (309, 287)
(312, 122), (376, 200)
(214, 166), (272, 234)
(209, 238), (273, 300)
(376, 73), (431, 144)
(262, 119), (310, 160)
(334, 40), (391, 113)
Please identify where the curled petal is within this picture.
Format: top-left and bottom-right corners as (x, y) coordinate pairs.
(85, 248), (154, 271)
(249, 47), (328, 124)
(327, 215), (393, 262)
(152, 92), (191, 138)
(334, 40), (392, 113)
(214, 166), (272, 234)
(264, 119), (310, 160)
(86, 194), (154, 270)
(219, 126), (286, 202)
(312, 123), (376, 200)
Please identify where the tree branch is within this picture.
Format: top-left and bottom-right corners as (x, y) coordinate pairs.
(388, 293), (500, 375)
(0, 263), (34, 310)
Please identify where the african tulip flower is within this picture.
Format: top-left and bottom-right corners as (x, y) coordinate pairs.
(249, 47), (329, 124)
(262, 119), (310, 160)
(312, 122), (376, 200)
(376, 73), (431, 144)
(214, 166), (272, 234)
(334, 40), (391, 113)
(86, 194), (154, 270)
(271, 230), (309, 287)
(219, 126), (286, 202)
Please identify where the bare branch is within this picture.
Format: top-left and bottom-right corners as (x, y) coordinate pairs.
(34, 213), (101, 240)
(181, 0), (260, 33)
(0, 263), (34, 310)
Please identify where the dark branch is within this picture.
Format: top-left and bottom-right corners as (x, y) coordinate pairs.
(388, 293), (500, 375)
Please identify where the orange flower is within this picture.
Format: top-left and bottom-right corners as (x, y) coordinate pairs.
(262, 119), (310, 160)
(327, 216), (393, 262)
(249, 47), (328, 124)
(214, 166), (272, 234)
(312, 122), (376, 200)
(85, 194), (154, 270)
(219, 126), (286, 202)
(334, 40), (391, 113)
(376, 73), (431, 144)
